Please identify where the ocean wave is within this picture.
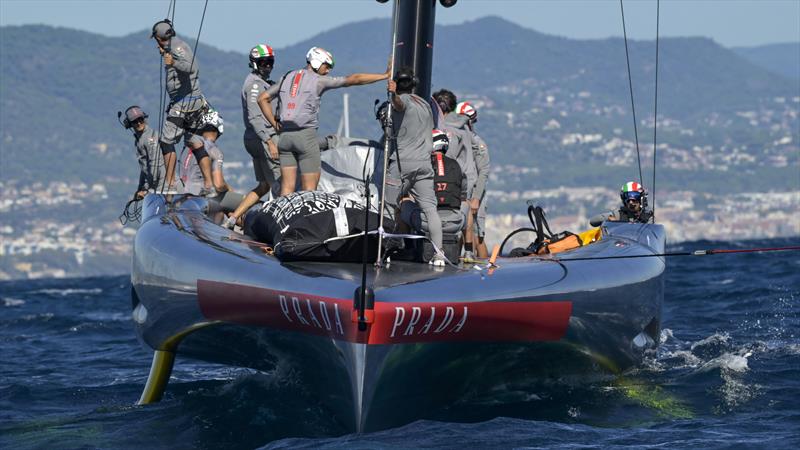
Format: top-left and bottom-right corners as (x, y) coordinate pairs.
(697, 352), (751, 373)
(30, 288), (104, 296)
(2, 297), (25, 307)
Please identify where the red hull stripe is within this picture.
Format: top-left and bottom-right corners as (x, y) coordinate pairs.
(197, 280), (572, 344)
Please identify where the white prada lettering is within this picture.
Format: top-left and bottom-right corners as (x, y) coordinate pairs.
(420, 307), (435, 334)
(434, 307), (455, 333)
(319, 301), (332, 331)
(279, 294), (344, 335)
(391, 305), (468, 339)
(390, 307), (406, 338)
(334, 303), (344, 335)
(279, 295), (292, 322)
(403, 307), (422, 336)
(291, 297), (310, 325)
(305, 299), (324, 329)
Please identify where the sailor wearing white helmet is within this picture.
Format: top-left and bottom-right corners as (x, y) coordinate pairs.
(257, 47), (390, 195)
(456, 101), (491, 259)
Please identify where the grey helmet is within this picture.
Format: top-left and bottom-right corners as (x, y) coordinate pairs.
(123, 106), (148, 129)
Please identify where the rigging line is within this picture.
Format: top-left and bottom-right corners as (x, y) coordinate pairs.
(375, 0), (401, 266)
(620, 0), (644, 186)
(550, 245), (800, 263)
(155, 0), (176, 194)
(179, 0), (208, 114)
(651, 0), (660, 220)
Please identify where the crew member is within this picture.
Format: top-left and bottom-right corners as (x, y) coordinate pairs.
(400, 130), (467, 240)
(195, 109), (242, 209)
(257, 47), (390, 195)
(387, 67), (445, 266)
(151, 19), (216, 196)
(590, 181), (653, 225)
(433, 89), (478, 260)
(456, 101), (491, 259)
(122, 106), (164, 199)
(225, 44), (282, 228)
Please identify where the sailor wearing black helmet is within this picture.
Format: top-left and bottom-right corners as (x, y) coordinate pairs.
(225, 44), (283, 229)
(257, 47), (390, 195)
(433, 89), (478, 260)
(388, 67), (445, 266)
(151, 19), (216, 197)
(122, 106), (165, 199)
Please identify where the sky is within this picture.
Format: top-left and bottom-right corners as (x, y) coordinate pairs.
(1, 0), (798, 52)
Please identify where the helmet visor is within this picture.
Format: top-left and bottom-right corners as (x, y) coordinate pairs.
(623, 191), (642, 202)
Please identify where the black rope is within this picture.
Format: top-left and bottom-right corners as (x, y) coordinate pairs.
(651, 0), (660, 220)
(620, 0), (644, 186)
(118, 198), (143, 226)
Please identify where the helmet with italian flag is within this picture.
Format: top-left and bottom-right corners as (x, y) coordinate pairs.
(306, 47), (334, 71)
(456, 101), (477, 122)
(249, 44), (275, 77)
(620, 181), (645, 203)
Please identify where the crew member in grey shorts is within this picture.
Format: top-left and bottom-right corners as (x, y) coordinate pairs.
(457, 101), (491, 258)
(151, 19), (215, 196)
(386, 67), (445, 266)
(257, 46), (390, 195)
(226, 44), (283, 229)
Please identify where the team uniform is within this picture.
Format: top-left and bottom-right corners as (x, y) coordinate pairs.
(134, 125), (166, 192)
(470, 133), (490, 237)
(179, 136), (207, 195)
(161, 36), (206, 149)
(401, 149), (467, 234)
(241, 72), (281, 189)
(387, 93), (443, 252)
(442, 114), (477, 197)
(265, 68), (347, 173)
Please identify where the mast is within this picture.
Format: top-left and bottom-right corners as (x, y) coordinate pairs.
(393, 0), (437, 99)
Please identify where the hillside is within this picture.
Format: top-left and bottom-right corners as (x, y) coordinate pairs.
(1, 19), (797, 193)
(733, 42), (800, 80)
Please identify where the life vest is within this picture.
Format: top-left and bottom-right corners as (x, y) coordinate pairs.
(431, 152), (462, 209)
(617, 207), (653, 223)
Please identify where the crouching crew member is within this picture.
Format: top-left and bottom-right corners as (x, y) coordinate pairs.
(225, 44), (282, 229)
(121, 106), (165, 199)
(151, 19), (216, 196)
(589, 181), (653, 226)
(388, 67), (445, 266)
(257, 47), (390, 195)
(194, 109), (243, 212)
(400, 130), (467, 255)
(456, 101), (491, 259)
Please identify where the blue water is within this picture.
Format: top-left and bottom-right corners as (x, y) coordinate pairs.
(1, 238), (798, 449)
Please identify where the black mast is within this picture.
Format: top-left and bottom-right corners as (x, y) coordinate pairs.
(393, 0), (437, 100)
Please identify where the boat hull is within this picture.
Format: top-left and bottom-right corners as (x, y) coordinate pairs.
(131, 195), (665, 431)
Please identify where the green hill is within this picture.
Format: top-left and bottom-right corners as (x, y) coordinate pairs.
(1, 19), (797, 194)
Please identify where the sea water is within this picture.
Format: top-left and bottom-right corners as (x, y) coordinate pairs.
(1, 238), (798, 449)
